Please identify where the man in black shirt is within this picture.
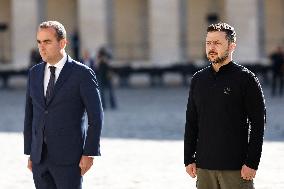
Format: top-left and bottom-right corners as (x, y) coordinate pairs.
(184, 23), (266, 189)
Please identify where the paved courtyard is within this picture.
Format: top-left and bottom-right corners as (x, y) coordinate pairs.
(0, 77), (283, 189)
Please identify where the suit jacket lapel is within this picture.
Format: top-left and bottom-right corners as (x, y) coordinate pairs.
(38, 62), (46, 107)
(46, 56), (74, 106)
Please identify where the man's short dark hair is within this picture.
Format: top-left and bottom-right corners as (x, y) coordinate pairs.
(207, 22), (236, 43)
(39, 21), (66, 41)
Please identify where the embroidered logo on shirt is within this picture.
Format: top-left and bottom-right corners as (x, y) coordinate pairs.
(224, 87), (231, 95)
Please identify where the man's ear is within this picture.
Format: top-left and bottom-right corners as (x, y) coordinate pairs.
(229, 42), (237, 52)
(60, 39), (67, 49)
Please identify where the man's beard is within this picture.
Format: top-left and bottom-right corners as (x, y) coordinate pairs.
(207, 49), (229, 64)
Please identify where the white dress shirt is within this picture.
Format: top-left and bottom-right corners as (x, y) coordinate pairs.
(44, 52), (67, 96)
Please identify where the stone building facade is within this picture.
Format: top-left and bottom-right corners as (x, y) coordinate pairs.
(0, 0), (283, 70)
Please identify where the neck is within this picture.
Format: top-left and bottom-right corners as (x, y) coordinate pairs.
(212, 57), (232, 72)
(49, 50), (65, 65)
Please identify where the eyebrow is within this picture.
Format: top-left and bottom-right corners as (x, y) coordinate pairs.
(206, 40), (221, 42)
(206, 40), (223, 44)
(37, 39), (52, 43)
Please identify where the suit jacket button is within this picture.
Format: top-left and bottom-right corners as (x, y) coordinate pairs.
(45, 110), (48, 114)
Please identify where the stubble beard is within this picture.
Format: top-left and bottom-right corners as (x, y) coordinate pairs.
(207, 50), (229, 65)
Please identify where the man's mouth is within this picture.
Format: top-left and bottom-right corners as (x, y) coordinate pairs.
(209, 52), (217, 55)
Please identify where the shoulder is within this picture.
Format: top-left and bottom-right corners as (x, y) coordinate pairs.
(71, 59), (89, 70)
(29, 61), (44, 71)
(188, 66), (211, 89)
(191, 66), (210, 80)
(233, 63), (257, 79)
(71, 59), (93, 73)
(233, 63), (261, 87)
(70, 59), (97, 80)
(28, 62), (45, 77)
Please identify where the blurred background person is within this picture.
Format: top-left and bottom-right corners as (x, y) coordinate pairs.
(96, 47), (117, 110)
(29, 47), (42, 68)
(270, 46), (284, 97)
(81, 49), (96, 72)
(70, 29), (80, 61)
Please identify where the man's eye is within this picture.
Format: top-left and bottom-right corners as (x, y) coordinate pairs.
(215, 42), (221, 45)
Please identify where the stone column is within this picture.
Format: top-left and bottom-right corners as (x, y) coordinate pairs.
(11, 0), (38, 69)
(37, 0), (47, 24)
(179, 0), (188, 61)
(149, 0), (181, 65)
(225, 0), (260, 63)
(78, 0), (108, 56)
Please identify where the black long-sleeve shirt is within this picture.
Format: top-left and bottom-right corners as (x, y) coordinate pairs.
(184, 61), (266, 170)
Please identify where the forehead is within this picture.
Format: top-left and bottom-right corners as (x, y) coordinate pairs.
(206, 31), (227, 41)
(37, 27), (57, 39)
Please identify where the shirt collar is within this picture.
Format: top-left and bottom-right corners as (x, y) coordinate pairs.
(210, 61), (235, 74)
(46, 52), (67, 69)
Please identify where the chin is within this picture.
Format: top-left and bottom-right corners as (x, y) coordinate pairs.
(208, 58), (217, 63)
(212, 62), (221, 65)
(41, 56), (48, 62)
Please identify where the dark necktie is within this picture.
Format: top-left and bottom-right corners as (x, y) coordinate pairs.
(46, 66), (56, 104)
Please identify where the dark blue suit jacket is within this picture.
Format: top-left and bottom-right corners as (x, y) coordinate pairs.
(24, 56), (103, 165)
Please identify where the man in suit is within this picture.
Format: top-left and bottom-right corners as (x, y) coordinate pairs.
(24, 21), (103, 189)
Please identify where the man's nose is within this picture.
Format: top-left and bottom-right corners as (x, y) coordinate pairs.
(208, 44), (216, 51)
(38, 44), (45, 51)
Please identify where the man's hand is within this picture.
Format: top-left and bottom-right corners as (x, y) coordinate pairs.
(186, 163), (197, 178)
(27, 157), (32, 172)
(241, 164), (256, 180)
(79, 156), (94, 176)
